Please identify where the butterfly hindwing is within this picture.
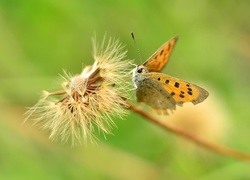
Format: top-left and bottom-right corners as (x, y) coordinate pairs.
(143, 36), (178, 72)
(135, 77), (176, 114)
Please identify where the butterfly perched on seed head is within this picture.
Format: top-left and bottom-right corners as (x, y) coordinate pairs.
(132, 36), (209, 114)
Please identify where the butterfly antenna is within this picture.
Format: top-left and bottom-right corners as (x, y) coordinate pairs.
(131, 32), (142, 64)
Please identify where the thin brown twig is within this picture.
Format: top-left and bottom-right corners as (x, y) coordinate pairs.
(126, 101), (250, 162)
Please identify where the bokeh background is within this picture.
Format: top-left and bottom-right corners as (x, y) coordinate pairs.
(1, 1), (250, 179)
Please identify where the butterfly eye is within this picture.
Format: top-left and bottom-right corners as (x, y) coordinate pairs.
(137, 68), (143, 73)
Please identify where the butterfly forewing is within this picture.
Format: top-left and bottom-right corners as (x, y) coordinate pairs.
(143, 36), (178, 72)
(143, 73), (209, 105)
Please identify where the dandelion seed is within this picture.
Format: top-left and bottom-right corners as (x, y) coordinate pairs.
(25, 36), (132, 145)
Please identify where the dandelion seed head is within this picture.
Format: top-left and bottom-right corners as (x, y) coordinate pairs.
(26, 36), (133, 145)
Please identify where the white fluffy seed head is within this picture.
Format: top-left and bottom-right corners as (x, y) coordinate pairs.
(25, 37), (133, 146)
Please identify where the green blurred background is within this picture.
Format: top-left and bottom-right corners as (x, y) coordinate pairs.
(1, 0), (250, 179)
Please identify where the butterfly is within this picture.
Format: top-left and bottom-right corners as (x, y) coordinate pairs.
(132, 36), (209, 114)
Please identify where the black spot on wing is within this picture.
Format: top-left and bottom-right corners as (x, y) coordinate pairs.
(179, 94), (185, 98)
(160, 50), (164, 55)
(187, 87), (192, 96)
(174, 82), (180, 88)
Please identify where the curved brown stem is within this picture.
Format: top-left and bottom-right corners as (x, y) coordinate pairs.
(126, 101), (250, 162)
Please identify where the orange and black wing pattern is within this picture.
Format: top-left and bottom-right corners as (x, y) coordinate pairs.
(143, 36), (178, 72)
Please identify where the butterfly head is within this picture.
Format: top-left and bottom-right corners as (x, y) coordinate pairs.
(133, 65), (148, 76)
(132, 65), (149, 88)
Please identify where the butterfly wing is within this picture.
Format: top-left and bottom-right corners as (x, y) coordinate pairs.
(135, 77), (176, 114)
(143, 36), (178, 72)
(143, 73), (209, 105)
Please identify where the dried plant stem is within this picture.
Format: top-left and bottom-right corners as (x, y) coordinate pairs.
(127, 101), (250, 162)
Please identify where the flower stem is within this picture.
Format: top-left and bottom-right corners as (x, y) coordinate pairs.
(127, 101), (250, 162)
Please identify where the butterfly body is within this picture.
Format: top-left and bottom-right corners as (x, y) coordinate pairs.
(132, 36), (209, 114)
(133, 66), (176, 114)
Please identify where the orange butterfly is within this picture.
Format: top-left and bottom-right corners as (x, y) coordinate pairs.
(132, 36), (209, 114)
